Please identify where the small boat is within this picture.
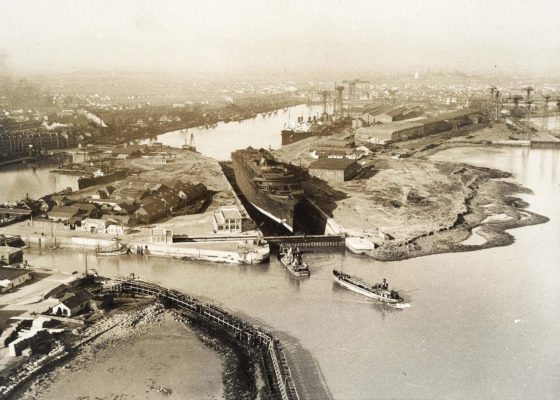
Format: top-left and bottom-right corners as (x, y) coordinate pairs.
(333, 270), (403, 303)
(49, 238), (60, 251)
(96, 239), (129, 256)
(279, 246), (310, 276)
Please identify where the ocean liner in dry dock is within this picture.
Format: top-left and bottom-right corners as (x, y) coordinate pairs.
(231, 148), (304, 231)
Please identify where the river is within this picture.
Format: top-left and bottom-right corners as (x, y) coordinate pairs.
(2, 109), (559, 398)
(1, 104), (327, 204)
(21, 145), (560, 399)
(0, 155), (77, 204)
(137, 103), (329, 160)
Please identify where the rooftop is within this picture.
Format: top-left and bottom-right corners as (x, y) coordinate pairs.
(60, 289), (93, 309)
(0, 266), (30, 281)
(309, 158), (357, 170)
(220, 207), (242, 220)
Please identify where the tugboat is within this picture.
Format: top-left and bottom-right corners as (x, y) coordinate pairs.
(333, 270), (403, 303)
(279, 246), (310, 276)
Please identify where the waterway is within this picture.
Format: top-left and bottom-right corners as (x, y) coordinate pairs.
(22, 146), (560, 399)
(137, 103), (330, 160)
(0, 155), (76, 204)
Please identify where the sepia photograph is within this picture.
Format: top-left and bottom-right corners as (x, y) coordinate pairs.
(0, 0), (559, 399)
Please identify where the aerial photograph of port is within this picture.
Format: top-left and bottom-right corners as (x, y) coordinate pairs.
(0, 0), (559, 399)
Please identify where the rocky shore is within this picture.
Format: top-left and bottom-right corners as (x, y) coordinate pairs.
(6, 298), (260, 400)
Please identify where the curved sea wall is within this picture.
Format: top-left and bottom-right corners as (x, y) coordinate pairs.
(112, 279), (301, 400)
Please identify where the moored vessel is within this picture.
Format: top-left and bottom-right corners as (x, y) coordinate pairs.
(281, 116), (348, 145)
(231, 148), (304, 231)
(96, 239), (129, 256)
(333, 270), (403, 303)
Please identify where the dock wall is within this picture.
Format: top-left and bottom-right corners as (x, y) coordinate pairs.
(21, 234), (270, 264)
(112, 279), (301, 400)
(530, 141), (560, 149)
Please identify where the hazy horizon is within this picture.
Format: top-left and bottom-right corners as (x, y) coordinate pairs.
(1, 0), (559, 78)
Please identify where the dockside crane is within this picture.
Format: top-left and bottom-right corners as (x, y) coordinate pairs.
(542, 94), (551, 130)
(342, 79), (371, 99)
(525, 86), (534, 101)
(334, 83), (345, 117)
(320, 90), (331, 120)
(388, 88), (399, 106)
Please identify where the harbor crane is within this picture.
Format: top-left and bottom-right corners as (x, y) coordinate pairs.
(542, 94), (551, 130)
(319, 90), (331, 121)
(525, 86), (534, 101)
(334, 83), (345, 116)
(342, 79), (370, 99)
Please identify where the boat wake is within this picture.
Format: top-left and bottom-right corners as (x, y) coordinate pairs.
(391, 302), (411, 309)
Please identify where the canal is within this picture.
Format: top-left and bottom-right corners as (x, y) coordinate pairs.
(21, 146), (560, 399)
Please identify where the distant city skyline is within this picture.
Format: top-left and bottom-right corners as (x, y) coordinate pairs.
(1, 0), (559, 77)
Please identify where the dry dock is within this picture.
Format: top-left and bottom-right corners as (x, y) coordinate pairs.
(0, 147), (270, 264)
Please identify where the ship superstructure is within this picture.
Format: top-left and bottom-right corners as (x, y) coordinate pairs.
(231, 148), (304, 231)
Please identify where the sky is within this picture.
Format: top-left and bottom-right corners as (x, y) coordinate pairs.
(1, 0), (559, 77)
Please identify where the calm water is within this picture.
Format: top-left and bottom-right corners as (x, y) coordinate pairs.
(0, 156), (77, 204)
(138, 103), (330, 160)
(23, 147), (560, 399)
(0, 104), (325, 203)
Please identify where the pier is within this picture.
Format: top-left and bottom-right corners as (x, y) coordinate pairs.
(111, 279), (301, 400)
(531, 141), (560, 149)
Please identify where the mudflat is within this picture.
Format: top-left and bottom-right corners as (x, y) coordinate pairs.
(19, 311), (224, 400)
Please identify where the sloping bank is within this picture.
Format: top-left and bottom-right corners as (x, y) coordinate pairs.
(366, 164), (548, 261)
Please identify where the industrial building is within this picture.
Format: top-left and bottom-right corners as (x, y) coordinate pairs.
(308, 158), (359, 183)
(0, 246), (24, 265)
(0, 131), (78, 159)
(358, 105), (424, 124)
(213, 206), (243, 233)
(355, 109), (483, 144)
(0, 266), (31, 292)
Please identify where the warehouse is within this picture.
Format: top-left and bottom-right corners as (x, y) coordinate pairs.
(0, 266), (31, 292)
(308, 159), (359, 183)
(355, 121), (423, 144)
(0, 246), (24, 265)
(355, 109), (483, 144)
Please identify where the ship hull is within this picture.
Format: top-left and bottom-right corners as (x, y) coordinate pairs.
(281, 129), (333, 146)
(333, 275), (402, 303)
(231, 151), (300, 232)
(78, 170), (128, 190)
(280, 258), (310, 276)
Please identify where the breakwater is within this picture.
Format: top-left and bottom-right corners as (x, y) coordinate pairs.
(111, 279), (301, 400)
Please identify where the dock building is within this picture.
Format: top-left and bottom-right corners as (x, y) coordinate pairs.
(0, 131), (78, 159)
(308, 158), (359, 183)
(213, 206), (243, 233)
(0, 266), (31, 292)
(355, 109), (484, 144)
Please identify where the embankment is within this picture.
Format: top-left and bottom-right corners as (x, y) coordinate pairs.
(113, 279), (303, 400)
